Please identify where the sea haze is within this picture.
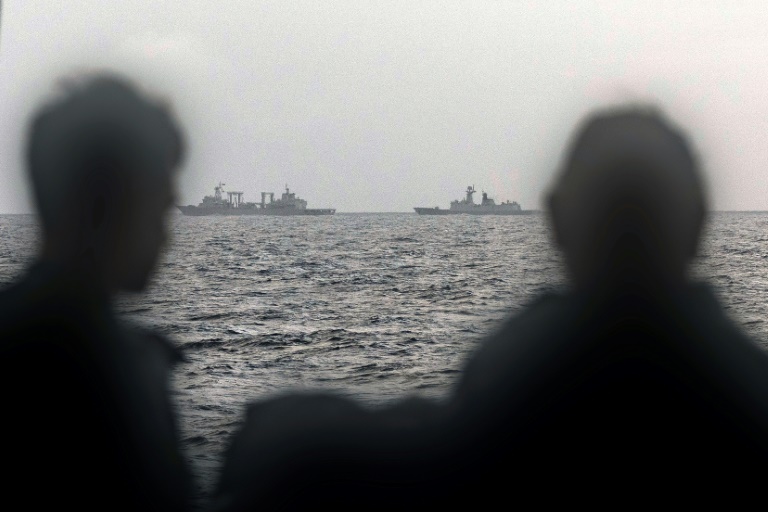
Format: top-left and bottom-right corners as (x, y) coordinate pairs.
(2, 211), (767, 505)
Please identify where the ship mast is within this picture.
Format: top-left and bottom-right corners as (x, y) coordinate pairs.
(465, 185), (476, 204)
(214, 181), (226, 202)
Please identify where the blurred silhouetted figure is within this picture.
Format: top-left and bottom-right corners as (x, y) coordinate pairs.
(0, 75), (193, 510)
(447, 107), (768, 494)
(214, 107), (768, 510)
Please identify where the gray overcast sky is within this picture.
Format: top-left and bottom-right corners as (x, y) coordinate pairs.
(1, 1), (768, 212)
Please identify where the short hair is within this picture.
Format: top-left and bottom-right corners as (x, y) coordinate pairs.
(26, 73), (184, 235)
(556, 106), (703, 204)
(551, 106), (707, 249)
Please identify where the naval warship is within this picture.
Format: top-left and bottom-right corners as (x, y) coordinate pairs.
(177, 182), (335, 216)
(414, 185), (533, 215)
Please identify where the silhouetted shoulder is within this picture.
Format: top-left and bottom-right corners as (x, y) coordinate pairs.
(215, 391), (449, 512)
(457, 283), (768, 399)
(0, 268), (192, 511)
(111, 325), (192, 511)
(448, 281), (768, 489)
(214, 393), (366, 511)
(452, 291), (576, 403)
(664, 282), (768, 413)
(121, 325), (186, 370)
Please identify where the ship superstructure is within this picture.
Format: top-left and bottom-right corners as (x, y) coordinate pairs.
(414, 185), (532, 215)
(178, 182), (335, 216)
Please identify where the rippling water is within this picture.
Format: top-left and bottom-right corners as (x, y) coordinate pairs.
(2, 211), (768, 507)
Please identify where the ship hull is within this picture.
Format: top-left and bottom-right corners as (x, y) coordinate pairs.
(414, 207), (534, 215)
(177, 206), (335, 216)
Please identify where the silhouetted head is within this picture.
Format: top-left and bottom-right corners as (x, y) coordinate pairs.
(26, 73), (184, 293)
(548, 107), (706, 291)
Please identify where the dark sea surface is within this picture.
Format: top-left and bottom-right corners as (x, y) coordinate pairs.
(2, 211), (768, 508)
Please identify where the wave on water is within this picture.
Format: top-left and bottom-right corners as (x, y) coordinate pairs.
(4, 212), (768, 507)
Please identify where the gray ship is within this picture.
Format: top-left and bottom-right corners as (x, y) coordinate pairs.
(414, 185), (533, 215)
(177, 182), (335, 216)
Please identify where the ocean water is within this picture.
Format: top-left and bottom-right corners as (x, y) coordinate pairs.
(2, 211), (768, 507)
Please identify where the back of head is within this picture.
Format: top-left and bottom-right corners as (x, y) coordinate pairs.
(548, 106), (706, 291)
(26, 73), (185, 291)
(496, 107), (768, 487)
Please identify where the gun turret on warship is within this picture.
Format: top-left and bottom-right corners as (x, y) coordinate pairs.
(414, 185), (532, 215)
(177, 182), (335, 216)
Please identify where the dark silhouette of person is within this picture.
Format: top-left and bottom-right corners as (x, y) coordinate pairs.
(0, 74), (193, 511)
(213, 107), (768, 510)
(445, 107), (768, 495)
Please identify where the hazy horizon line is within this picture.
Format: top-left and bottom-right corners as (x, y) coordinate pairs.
(3, 209), (768, 215)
